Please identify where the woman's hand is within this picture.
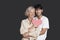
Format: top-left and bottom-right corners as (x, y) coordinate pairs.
(28, 26), (34, 32)
(28, 24), (38, 32)
(23, 32), (29, 38)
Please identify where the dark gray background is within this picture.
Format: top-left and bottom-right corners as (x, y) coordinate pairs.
(1, 0), (60, 40)
(16, 0), (60, 40)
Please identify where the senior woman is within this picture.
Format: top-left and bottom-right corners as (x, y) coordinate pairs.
(20, 6), (37, 40)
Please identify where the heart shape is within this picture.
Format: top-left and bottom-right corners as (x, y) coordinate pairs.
(32, 19), (42, 27)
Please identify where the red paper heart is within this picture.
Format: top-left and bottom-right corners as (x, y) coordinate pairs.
(32, 19), (42, 27)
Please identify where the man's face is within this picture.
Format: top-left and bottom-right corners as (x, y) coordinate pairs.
(35, 9), (43, 16)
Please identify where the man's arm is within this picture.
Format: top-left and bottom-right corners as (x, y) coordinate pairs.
(40, 17), (49, 35)
(40, 28), (48, 35)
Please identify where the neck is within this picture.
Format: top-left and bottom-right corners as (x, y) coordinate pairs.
(37, 15), (42, 19)
(28, 17), (33, 23)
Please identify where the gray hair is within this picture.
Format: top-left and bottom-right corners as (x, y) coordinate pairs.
(25, 6), (35, 16)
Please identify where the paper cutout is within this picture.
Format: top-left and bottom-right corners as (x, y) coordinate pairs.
(32, 19), (42, 27)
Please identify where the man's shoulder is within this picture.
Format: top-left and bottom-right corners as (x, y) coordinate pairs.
(42, 15), (49, 20)
(34, 15), (49, 20)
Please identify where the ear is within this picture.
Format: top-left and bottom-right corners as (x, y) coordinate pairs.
(41, 9), (43, 12)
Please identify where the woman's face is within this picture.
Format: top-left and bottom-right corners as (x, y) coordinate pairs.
(28, 9), (35, 18)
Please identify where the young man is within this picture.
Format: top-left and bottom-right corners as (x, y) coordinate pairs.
(34, 4), (49, 40)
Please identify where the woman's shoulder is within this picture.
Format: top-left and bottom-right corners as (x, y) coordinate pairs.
(21, 18), (28, 22)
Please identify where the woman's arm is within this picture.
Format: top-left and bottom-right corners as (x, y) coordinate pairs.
(20, 20), (29, 38)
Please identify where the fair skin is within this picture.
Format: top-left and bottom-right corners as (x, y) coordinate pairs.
(23, 8), (35, 38)
(36, 9), (48, 35)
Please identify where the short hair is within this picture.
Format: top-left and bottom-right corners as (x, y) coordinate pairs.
(25, 6), (35, 16)
(34, 4), (43, 10)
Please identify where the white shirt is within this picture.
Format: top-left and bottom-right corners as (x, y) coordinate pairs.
(20, 15), (49, 40)
(34, 15), (49, 39)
